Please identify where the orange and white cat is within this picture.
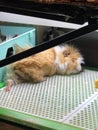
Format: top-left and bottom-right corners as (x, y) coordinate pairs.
(4, 43), (84, 91)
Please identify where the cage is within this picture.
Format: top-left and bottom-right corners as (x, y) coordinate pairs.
(0, 1), (98, 130)
(0, 27), (98, 130)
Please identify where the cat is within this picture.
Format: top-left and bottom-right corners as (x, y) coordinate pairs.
(4, 43), (84, 91)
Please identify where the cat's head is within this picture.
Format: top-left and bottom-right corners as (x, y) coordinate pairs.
(63, 56), (84, 75)
(62, 44), (84, 74)
(55, 44), (84, 75)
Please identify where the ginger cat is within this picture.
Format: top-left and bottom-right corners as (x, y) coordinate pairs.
(4, 43), (84, 91)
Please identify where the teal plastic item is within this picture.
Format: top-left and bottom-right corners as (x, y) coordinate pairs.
(0, 25), (36, 82)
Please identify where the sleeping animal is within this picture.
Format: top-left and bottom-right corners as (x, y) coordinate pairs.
(4, 43), (84, 91)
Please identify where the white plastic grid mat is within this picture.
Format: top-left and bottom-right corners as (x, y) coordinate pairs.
(0, 69), (98, 130)
(66, 94), (98, 130)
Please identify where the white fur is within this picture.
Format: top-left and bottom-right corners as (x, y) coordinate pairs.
(54, 45), (84, 74)
(54, 46), (68, 74)
(77, 57), (84, 71)
(55, 56), (68, 74)
(54, 45), (66, 53)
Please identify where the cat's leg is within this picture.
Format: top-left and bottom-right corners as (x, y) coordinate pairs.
(32, 73), (46, 83)
(5, 74), (20, 91)
(33, 76), (46, 83)
(29, 69), (46, 83)
(5, 79), (13, 91)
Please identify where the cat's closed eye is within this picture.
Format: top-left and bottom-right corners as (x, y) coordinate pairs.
(63, 52), (71, 57)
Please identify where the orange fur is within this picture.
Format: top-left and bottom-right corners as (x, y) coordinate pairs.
(62, 45), (84, 74)
(12, 48), (56, 83)
(4, 44), (84, 91)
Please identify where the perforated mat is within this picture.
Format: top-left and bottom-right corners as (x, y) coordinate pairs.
(0, 69), (98, 130)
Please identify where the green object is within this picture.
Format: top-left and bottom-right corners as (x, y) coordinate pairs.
(0, 108), (82, 130)
(0, 82), (5, 89)
(0, 25), (36, 82)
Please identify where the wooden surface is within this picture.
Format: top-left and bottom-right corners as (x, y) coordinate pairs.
(0, 119), (38, 130)
(31, 0), (97, 3)
(31, 0), (98, 5)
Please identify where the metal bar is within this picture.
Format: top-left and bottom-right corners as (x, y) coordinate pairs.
(0, 3), (66, 22)
(0, 1), (98, 24)
(0, 21), (98, 67)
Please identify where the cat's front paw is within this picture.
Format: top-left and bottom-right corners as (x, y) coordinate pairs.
(5, 79), (13, 92)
